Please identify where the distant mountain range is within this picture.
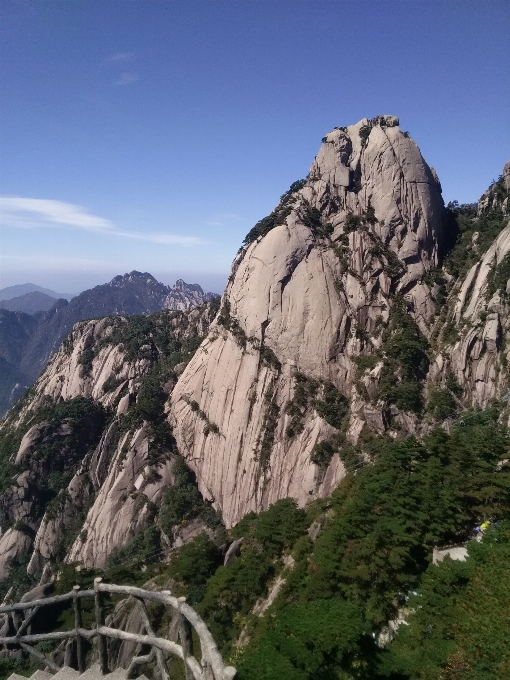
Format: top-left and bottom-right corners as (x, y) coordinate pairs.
(0, 291), (61, 314)
(0, 272), (220, 416)
(0, 283), (75, 301)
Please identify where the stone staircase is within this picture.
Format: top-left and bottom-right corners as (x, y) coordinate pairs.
(8, 665), (148, 680)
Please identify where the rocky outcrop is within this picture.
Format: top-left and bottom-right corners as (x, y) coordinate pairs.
(1, 115), (509, 594)
(0, 301), (219, 578)
(430, 167), (510, 410)
(164, 279), (219, 311)
(169, 116), (446, 527)
(66, 424), (171, 569)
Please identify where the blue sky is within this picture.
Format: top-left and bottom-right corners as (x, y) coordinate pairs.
(1, 0), (509, 294)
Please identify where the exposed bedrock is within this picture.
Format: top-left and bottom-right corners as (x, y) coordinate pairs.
(169, 116), (446, 527)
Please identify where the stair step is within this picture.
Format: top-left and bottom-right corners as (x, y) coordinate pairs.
(31, 672), (54, 680)
(103, 669), (128, 680)
(76, 664), (102, 680)
(8, 664), (149, 680)
(51, 668), (80, 680)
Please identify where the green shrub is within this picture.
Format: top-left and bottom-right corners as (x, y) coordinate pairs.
(345, 212), (362, 233)
(251, 499), (307, 557)
(487, 252), (510, 300)
(444, 199), (508, 278)
(237, 599), (374, 680)
(243, 204), (293, 245)
(281, 179), (306, 198)
(257, 397), (280, 471)
(313, 382), (349, 429)
(378, 297), (430, 413)
(167, 533), (222, 604)
(359, 124), (372, 146)
(106, 527), (162, 575)
(198, 549), (274, 651)
(381, 523), (510, 680)
(428, 388), (458, 421)
(311, 440), (335, 470)
(78, 346), (95, 377)
(284, 373), (319, 438)
(159, 457), (221, 535)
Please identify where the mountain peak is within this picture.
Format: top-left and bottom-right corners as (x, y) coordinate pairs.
(109, 271), (159, 287)
(164, 279), (219, 311)
(173, 279), (204, 294)
(170, 114), (447, 525)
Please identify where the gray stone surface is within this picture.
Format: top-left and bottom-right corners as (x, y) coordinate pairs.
(51, 667), (80, 680)
(31, 671), (53, 680)
(169, 116), (445, 527)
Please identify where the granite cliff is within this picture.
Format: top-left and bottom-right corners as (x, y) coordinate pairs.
(169, 117), (510, 526)
(0, 301), (220, 579)
(169, 116), (443, 525)
(0, 116), (508, 587)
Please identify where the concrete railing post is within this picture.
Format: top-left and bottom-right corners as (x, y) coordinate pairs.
(73, 585), (84, 673)
(94, 577), (108, 674)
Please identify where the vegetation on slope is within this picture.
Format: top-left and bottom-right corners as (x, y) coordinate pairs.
(143, 408), (510, 680)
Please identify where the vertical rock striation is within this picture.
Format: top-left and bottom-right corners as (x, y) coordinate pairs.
(169, 116), (446, 527)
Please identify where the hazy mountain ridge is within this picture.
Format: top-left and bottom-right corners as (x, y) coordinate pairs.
(0, 291), (60, 314)
(0, 283), (74, 301)
(0, 273), (219, 416)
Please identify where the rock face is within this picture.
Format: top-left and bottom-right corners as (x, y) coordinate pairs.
(431, 169), (510, 409)
(169, 116), (446, 527)
(0, 302), (219, 576)
(0, 115), (509, 592)
(164, 279), (219, 311)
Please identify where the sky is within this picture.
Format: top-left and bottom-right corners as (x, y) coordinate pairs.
(1, 0), (509, 295)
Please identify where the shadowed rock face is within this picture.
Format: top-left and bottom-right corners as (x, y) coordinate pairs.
(0, 302), (220, 575)
(430, 171), (510, 411)
(169, 116), (446, 527)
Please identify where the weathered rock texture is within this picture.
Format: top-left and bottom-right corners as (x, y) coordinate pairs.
(431, 170), (510, 409)
(169, 120), (509, 528)
(0, 115), (508, 588)
(163, 279), (219, 311)
(0, 302), (219, 576)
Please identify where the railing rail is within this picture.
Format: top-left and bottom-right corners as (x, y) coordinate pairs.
(0, 579), (237, 680)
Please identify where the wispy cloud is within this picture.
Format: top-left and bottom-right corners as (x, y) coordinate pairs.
(103, 52), (139, 85)
(1, 197), (113, 232)
(0, 197), (206, 246)
(0, 254), (116, 273)
(107, 52), (135, 63)
(205, 213), (247, 227)
(114, 72), (139, 86)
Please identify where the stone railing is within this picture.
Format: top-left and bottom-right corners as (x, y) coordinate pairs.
(0, 578), (237, 680)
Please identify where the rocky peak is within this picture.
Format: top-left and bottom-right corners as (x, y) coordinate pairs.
(174, 278), (202, 292)
(108, 271), (159, 288)
(0, 272), (221, 416)
(163, 279), (219, 311)
(478, 160), (510, 215)
(503, 160), (510, 193)
(169, 116), (447, 526)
